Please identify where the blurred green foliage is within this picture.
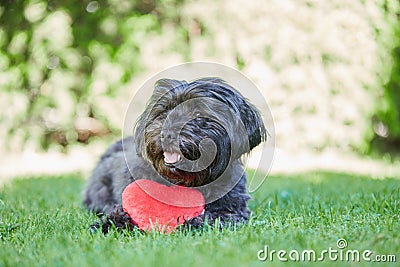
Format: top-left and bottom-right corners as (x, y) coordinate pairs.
(1, 0), (400, 155)
(369, 0), (400, 154)
(0, 0), (184, 151)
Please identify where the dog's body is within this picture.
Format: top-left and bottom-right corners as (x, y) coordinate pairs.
(84, 78), (266, 232)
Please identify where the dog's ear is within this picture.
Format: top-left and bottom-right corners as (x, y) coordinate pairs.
(228, 90), (267, 154)
(191, 78), (267, 154)
(133, 79), (190, 158)
(133, 79), (174, 157)
(133, 111), (146, 158)
(236, 97), (267, 151)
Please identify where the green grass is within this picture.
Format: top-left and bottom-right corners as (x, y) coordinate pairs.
(0, 172), (399, 267)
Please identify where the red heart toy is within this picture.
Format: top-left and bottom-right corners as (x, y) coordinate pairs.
(122, 179), (205, 233)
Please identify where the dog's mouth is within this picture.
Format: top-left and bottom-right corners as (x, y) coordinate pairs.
(163, 151), (182, 166)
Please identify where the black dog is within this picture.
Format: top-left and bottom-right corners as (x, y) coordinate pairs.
(83, 77), (266, 233)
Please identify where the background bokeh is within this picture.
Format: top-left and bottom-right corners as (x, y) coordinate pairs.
(0, 0), (399, 178)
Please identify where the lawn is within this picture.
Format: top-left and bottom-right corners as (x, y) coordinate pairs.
(0, 171), (399, 267)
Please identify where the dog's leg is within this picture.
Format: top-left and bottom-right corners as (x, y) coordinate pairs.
(182, 177), (251, 230)
(91, 205), (138, 234)
(182, 200), (250, 230)
(182, 210), (249, 231)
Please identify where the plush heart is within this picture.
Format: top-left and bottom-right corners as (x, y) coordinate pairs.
(122, 179), (205, 233)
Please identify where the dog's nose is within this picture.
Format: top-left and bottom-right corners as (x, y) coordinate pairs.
(160, 131), (176, 142)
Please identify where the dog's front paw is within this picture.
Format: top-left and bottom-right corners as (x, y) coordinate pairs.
(180, 211), (249, 232)
(183, 214), (206, 229)
(90, 205), (138, 234)
(180, 211), (216, 231)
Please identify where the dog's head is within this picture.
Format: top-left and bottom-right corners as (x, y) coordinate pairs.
(134, 77), (266, 186)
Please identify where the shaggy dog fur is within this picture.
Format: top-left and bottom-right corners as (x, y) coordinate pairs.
(83, 77), (266, 233)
